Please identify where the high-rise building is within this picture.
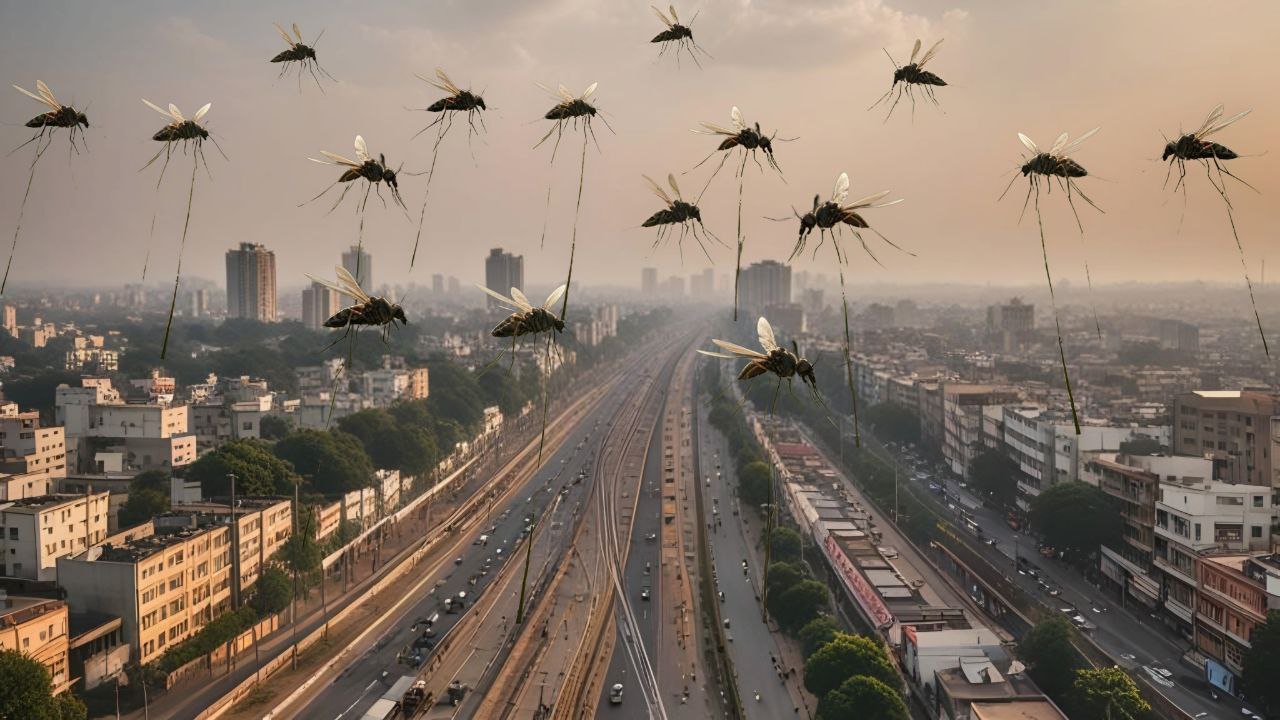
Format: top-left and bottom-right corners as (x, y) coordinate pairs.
(986, 298), (1034, 333)
(432, 274), (444, 295)
(302, 280), (341, 331)
(447, 276), (460, 296)
(225, 243), (277, 322)
(189, 288), (209, 318)
(2, 305), (15, 337)
(341, 245), (373, 292)
(484, 248), (524, 309)
(689, 268), (714, 298)
(1173, 390), (1277, 487)
(738, 260), (791, 313)
(641, 268), (658, 295)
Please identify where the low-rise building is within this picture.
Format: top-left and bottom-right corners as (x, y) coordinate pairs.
(0, 492), (110, 580)
(159, 497), (292, 607)
(0, 594), (70, 693)
(55, 378), (195, 474)
(942, 385), (1019, 479)
(934, 659), (1067, 720)
(0, 404), (68, 488)
(1195, 554), (1279, 695)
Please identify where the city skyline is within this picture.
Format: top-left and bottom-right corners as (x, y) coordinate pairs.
(0, 1), (1278, 296)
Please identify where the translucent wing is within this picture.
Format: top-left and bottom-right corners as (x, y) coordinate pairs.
(354, 135), (370, 163)
(669, 4), (680, 23)
(1048, 132), (1070, 156)
(416, 72), (452, 93)
(316, 151), (361, 167)
(1198, 109), (1251, 140)
(305, 274), (362, 302)
(582, 82), (598, 100)
(832, 172), (850, 204)
(292, 23), (303, 42)
(1193, 104), (1224, 137)
(908, 39), (922, 64)
(730, 106), (746, 131)
(557, 84), (575, 102)
(334, 266), (372, 304)
(35, 80), (58, 107)
(918, 38), (944, 68)
(168, 104), (185, 123)
(193, 103), (211, 123)
(697, 349), (736, 359)
(757, 317), (779, 352)
(843, 190), (892, 210)
(643, 175), (672, 205)
(652, 5), (674, 27)
(274, 22), (297, 47)
(1018, 133), (1039, 155)
(535, 82), (563, 100)
(543, 284), (567, 310)
(476, 284), (523, 311)
(695, 121), (737, 136)
(711, 338), (768, 360)
(142, 98), (175, 121)
(1058, 127), (1099, 156)
(435, 68), (461, 95)
(667, 173), (683, 200)
(510, 287), (533, 310)
(13, 85), (58, 110)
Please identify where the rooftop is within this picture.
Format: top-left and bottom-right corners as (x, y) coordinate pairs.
(0, 493), (95, 511)
(970, 699), (1069, 720)
(91, 526), (220, 564)
(0, 596), (64, 629)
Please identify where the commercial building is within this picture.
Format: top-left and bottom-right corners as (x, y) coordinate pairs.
(301, 279), (341, 331)
(986, 298), (1034, 334)
(341, 244), (373, 292)
(0, 403), (68, 488)
(225, 242), (278, 322)
(1194, 554), (1280, 694)
(0, 492), (110, 580)
(738, 260), (791, 315)
(1172, 390), (1276, 487)
(0, 594), (70, 694)
(484, 248), (523, 309)
(942, 385), (1020, 479)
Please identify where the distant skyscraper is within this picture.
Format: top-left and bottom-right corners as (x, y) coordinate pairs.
(2, 305), (15, 337)
(225, 243), (277, 322)
(432, 274), (444, 295)
(190, 289), (209, 318)
(641, 268), (658, 295)
(302, 280), (340, 331)
(663, 275), (686, 298)
(484, 248), (524, 309)
(689, 268), (714, 298)
(739, 260), (791, 313)
(986, 298), (1034, 334)
(341, 245), (373, 291)
(447, 276), (460, 296)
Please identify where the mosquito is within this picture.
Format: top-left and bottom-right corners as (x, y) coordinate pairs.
(650, 4), (710, 68)
(1161, 104), (1267, 356)
(409, 68), (488, 269)
(4, 81), (90, 295)
(306, 135), (406, 282)
(141, 99), (221, 359)
(689, 106), (793, 319)
(270, 22), (335, 92)
(998, 129), (1103, 434)
(869, 38), (947, 121)
(641, 173), (723, 262)
(770, 172), (905, 446)
(535, 82), (611, 325)
(698, 317), (822, 413)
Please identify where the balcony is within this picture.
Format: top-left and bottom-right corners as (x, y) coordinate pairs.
(1153, 555), (1197, 586)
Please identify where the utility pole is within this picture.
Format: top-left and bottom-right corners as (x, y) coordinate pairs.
(228, 472), (239, 609)
(291, 480), (300, 670)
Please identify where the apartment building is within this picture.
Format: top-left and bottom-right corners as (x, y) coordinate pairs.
(0, 492), (110, 580)
(1172, 390), (1276, 487)
(942, 385), (1019, 479)
(57, 525), (233, 665)
(1195, 554), (1280, 694)
(0, 471), (50, 500)
(1092, 454), (1166, 611)
(0, 594), (69, 693)
(0, 403), (68, 487)
(55, 378), (195, 474)
(158, 497), (292, 608)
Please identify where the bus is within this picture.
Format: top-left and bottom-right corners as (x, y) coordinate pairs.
(361, 676), (416, 720)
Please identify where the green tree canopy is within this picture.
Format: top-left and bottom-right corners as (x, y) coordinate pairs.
(0, 649), (85, 720)
(770, 579), (830, 631)
(766, 562), (805, 598)
(1069, 667), (1151, 720)
(968, 447), (1020, 507)
(1118, 435), (1164, 455)
(250, 566), (293, 615)
(1029, 481), (1122, 561)
(865, 403), (920, 445)
(1018, 615), (1078, 699)
(1242, 610), (1280, 718)
(185, 439), (298, 497)
(818, 675), (908, 720)
(259, 414), (293, 441)
(769, 526), (804, 564)
(474, 365), (535, 416)
(280, 506), (322, 574)
(738, 460), (772, 508)
(804, 633), (898, 697)
(118, 471), (171, 528)
(338, 408), (439, 476)
(273, 430), (374, 495)
(798, 616), (841, 656)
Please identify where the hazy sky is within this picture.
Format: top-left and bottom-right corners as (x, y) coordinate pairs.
(1, 0), (1278, 298)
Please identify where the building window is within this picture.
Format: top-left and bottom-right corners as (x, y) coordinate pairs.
(1253, 496), (1265, 508)
(1252, 526), (1263, 539)
(1195, 523), (1202, 542)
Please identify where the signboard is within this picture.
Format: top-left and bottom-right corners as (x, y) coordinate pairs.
(824, 535), (894, 629)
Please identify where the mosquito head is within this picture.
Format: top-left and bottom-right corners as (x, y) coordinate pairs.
(892, 67), (908, 83)
(302, 45), (317, 60)
(475, 95), (488, 111)
(758, 135), (774, 155)
(392, 305), (408, 325)
(797, 357), (817, 388)
(383, 166), (399, 188)
(77, 112), (89, 128)
(689, 205), (703, 222)
(1161, 142), (1177, 162)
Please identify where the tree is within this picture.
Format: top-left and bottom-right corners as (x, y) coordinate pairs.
(185, 439), (298, 497)
(968, 448), (1020, 506)
(798, 616), (841, 656)
(338, 409), (438, 476)
(250, 566), (293, 615)
(766, 562), (805, 598)
(1018, 615), (1077, 699)
(1029, 482), (1122, 562)
(0, 649), (84, 720)
(1070, 667), (1151, 720)
(259, 414), (293, 441)
(770, 526), (803, 563)
(865, 403), (920, 445)
(53, 692), (86, 720)
(280, 507), (322, 577)
(118, 471), (170, 527)
(1242, 610), (1280, 718)
(273, 430), (374, 495)
(818, 675), (908, 720)
(738, 460), (772, 508)
(1119, 435), (1163, 456)
(770, 579), (830, 631)
(804, 633), (898, 697)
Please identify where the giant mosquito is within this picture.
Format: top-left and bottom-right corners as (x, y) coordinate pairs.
(5, 81), (90, 295)
(689, 106), (793, 320)
(409, 68), (488, 269)
(999, 129), (1104, 434)
(1161, 104), (1267, 356)
(270, 22), (335, 92)
(305, 135), (407, 283)
(641, 173), (723, 261)
(698, 317), (824, 413)
(870, 38), (947, 121)
(771, 172), (905, 446)
(650, 4), (710, 68)
(535, 82), (611, 325)
(141, 99), (222, 359)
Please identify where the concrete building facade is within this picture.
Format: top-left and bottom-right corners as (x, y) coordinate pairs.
(0, 492), (110, 580)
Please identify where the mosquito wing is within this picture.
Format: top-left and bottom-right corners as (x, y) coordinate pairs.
(696, 349), (736, 359)
(142, 98), (177, 123)
(314, 151), (361, 167)
(193, 103), (211, 123)
(274, 22), (297, 47)
(652, 5), (674, 27)
(1058, 127), (1099, 156)
(667, 173), (683, 200)
(694, 121), (738, 136)
(1048, 132), (1070, 156)
(832, 172), (850, 204)
(168, 104), (185, 123)
(13, 84), (58, 110)
(334, 266), (372, 304)
(557, 84), (575, 102)
(757, 317), (779, 352)
(476, 284), (523, 311)
(669, 4), (680, 23)
(435, 68), (462, 95)
(542, 284), (567, 310)
(643, 175), (673, 205)
(1198, 108), (1251, 140)
(510, 288), (534, 311)
(1193, 104), (1224, 138)
(581, 82), (598, 100)
(416, 72), (453, 93)
(35, 80), (58, 107)
(292, 23), (303, 42)
(710, 338), (768, 360)
(306, 274), (363, 302)
(918, 38), (944, 68)
(843, 190), (895, 210)
(908, 38), (922, 64)
(1018, 133), (1039, 155)
(730, 106), (746, 131)
(354, 135), (371, 163)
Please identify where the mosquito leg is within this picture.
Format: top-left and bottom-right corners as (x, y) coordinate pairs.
(836, 266), (861, 446)
(677, 224), (687, 265)
(691, 223), (714, 263)
(695, 151), (731, 204)
(1214, 165), (1269, 356)
(321, 182), (352, 215)
(160, 156), (199, 359)
(884, 84), (905, 122)
(1213, 157), (1259, 194)
(770, 377), (782, 415)
(2, 133), (53, 295)
(732, 160), (746, 321)
(1032, 184), (1081, 432)
(1017, 178), (1034, 225)
(868, 84), (894, 111)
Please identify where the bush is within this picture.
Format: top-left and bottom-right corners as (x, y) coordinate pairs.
(156, 607), (258, 673)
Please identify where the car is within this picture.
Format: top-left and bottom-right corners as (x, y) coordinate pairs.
(640, 588), (650, 601)
(645, 533), (657, 542)
(454, 556), (463, 565)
